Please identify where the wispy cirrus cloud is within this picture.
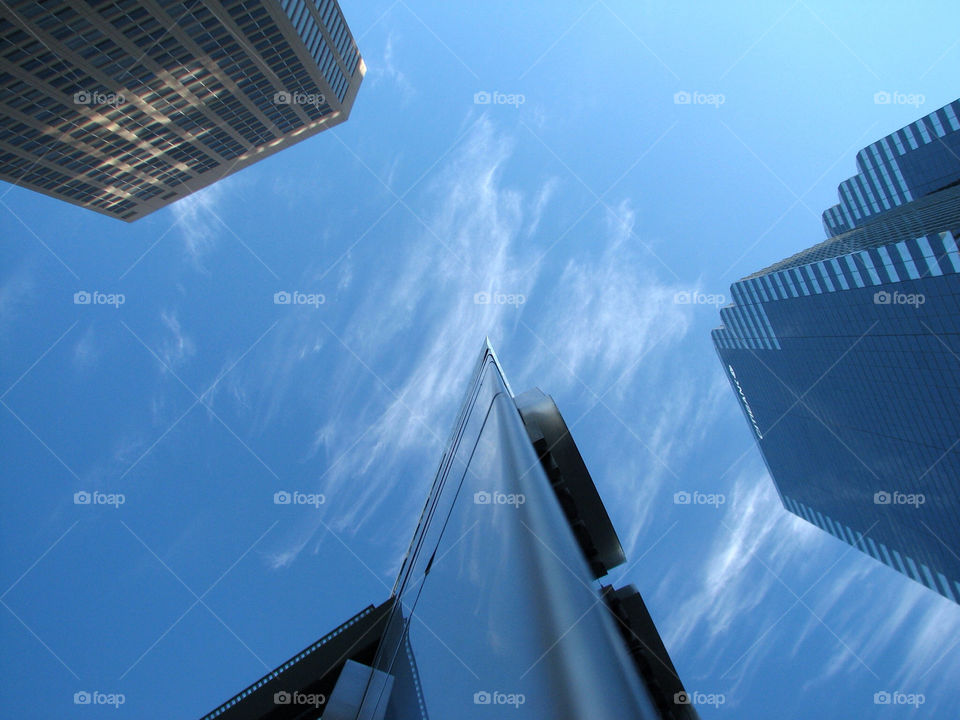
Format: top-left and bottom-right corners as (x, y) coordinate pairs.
(663, 467), (818, 656)
(159, 311), (195, 370)
(368, 31), (415, 105)
(0, 262), (35, 334)
(241, 117), (550, 571)
(521, 199), (691, 393)
(71, 323), (100, 370)
(169, 180), (230, 269)
(515, 198), (731, 560)
(608, 370), (732, 560)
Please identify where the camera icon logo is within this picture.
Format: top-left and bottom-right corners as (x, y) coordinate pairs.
(673, 491), (691, 505)
(274, 691), (292, 704)
(73, 91), (91, 105)
(673, 90), (691, 105)
(74, 291), (91, 305)
(674, 691), (690, 704)
(874, 91), (891, 105)
(74, 491), (91, 505)
(274, 291), (291, 305)
(74, 691), (91, 704)
(874, 290), (891, 305)
(874, 491), (891, 505)
(474, 491), (491, 505)
(273, 91), (292, 104)
(874, 691), (891, 704)
(473, 691), (491, 704)
(473, 291), (490, 305)
(473, 91), (491, 105)
(274, 491), (292, 505)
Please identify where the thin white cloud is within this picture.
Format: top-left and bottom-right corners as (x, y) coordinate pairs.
(368, 31), (415, 104)
(522, 199), (690, 392)
(663, 467), (817, 656)
(71, 324), (99, 370)
(611, 371), (731, 560)
(513, 199), (731, 563)
(525, 177), (559, 238)
(0, 262), (35, 333)
(169, 180), (229, 269)
(250, 117), (553, 572)
(159, 311), (195, 369)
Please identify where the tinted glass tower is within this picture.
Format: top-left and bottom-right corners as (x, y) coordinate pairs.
(0, 0), (363, 221)
(199, 343), (699, 720)
(714, 99), (960, 604)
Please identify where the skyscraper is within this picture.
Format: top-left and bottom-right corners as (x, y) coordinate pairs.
(0, 0), (364, 221)
(714, 99), (960, 603)
(199, 343), (700, 719)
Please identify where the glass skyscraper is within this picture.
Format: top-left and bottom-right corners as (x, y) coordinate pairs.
(199, 343), (699, 719)
(714, 99), (960, 604)
(0, 0), (363, 221)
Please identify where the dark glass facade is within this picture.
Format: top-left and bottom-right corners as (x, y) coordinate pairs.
(0, 0), (363, 220)
(822, 100), (960, 237)
(714, 99), (960, 604)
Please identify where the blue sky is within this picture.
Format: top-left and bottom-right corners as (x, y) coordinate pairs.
(1, 1), (959, 717)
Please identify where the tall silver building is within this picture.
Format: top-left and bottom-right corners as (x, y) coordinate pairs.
(0, 0), (364, 221)
(199, 343), (699, 720)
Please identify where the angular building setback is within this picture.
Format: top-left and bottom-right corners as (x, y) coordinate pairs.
(198, 343), (699, 720)
(714, 99), (960, 604)
(0, 0), (364, 221)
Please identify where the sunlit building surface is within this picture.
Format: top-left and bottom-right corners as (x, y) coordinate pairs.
(714, 100), (960, 604)
(0, 0), (364, 221)
(199, 343), (698, 719)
